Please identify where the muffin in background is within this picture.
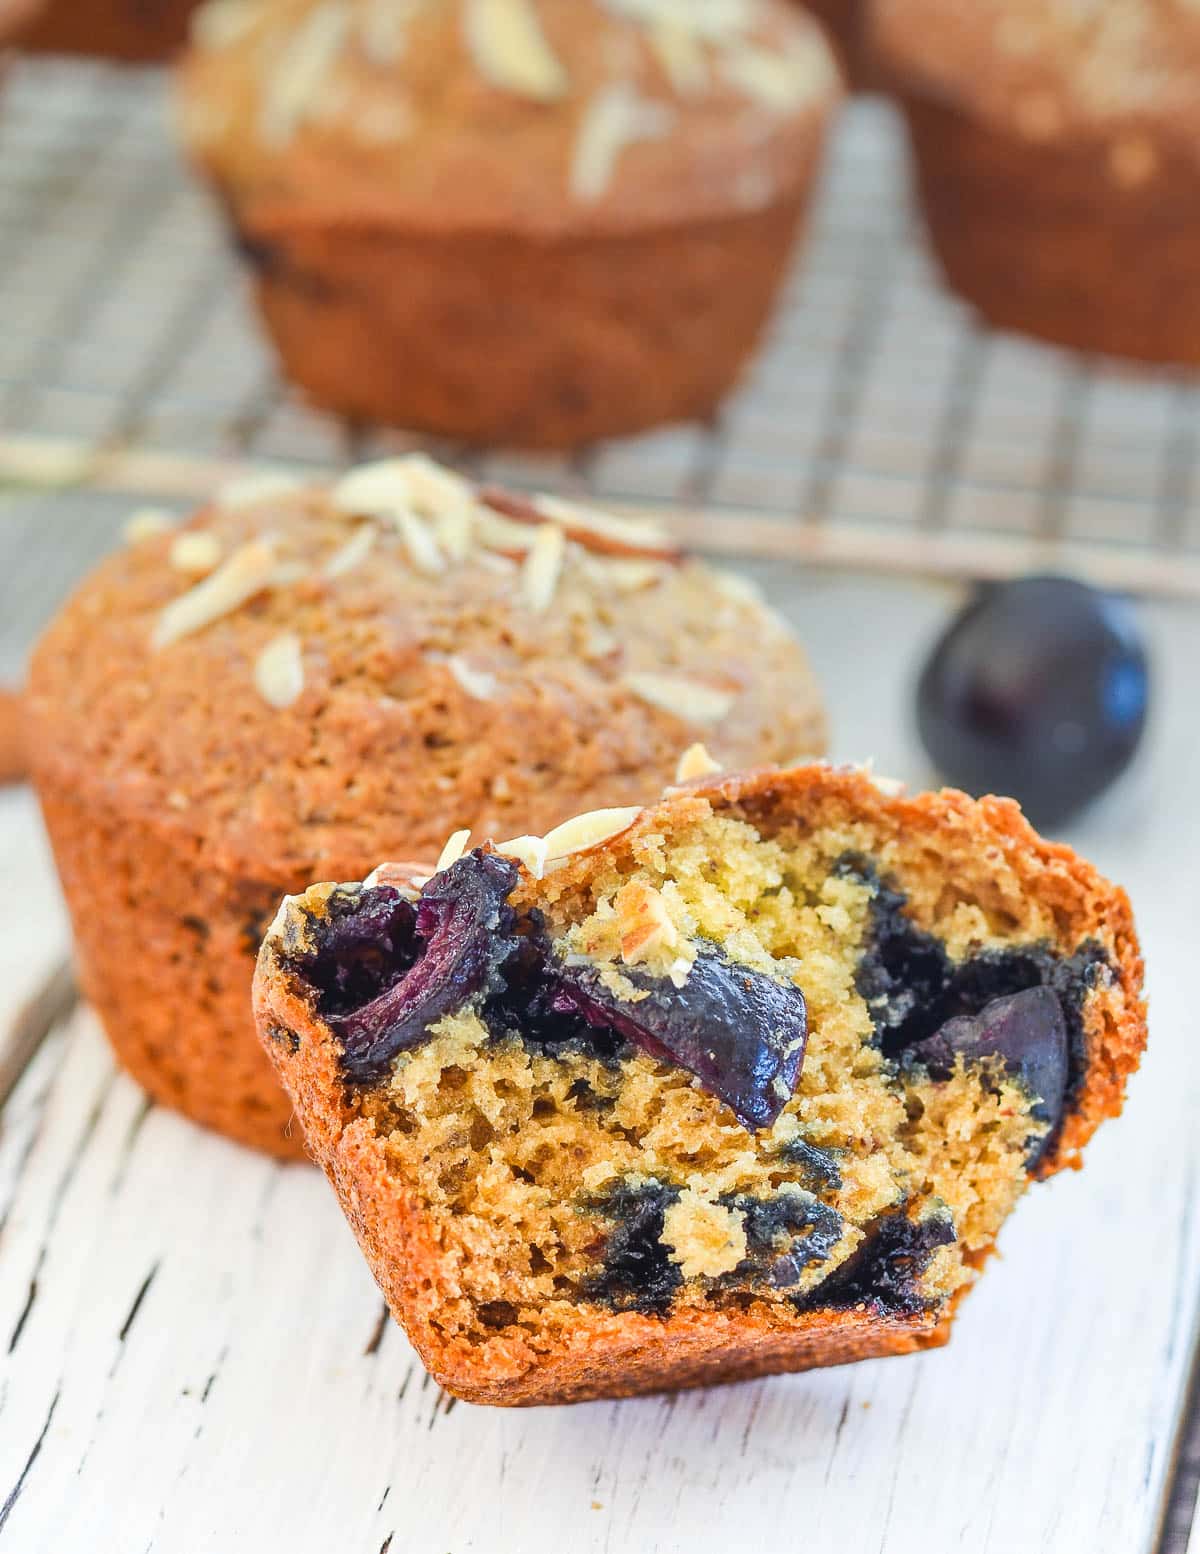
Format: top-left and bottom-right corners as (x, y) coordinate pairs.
(178, 0), (841, 449)
(13, 0), (202, 60)
(25, 457), (827, 1158)
(873, 0), (1200, 365)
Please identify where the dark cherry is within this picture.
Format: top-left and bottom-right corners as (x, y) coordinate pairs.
(906, 986), (1068, 1144)
(551, 949), (808, 1133)
(917, 575), (1149, 829)
(325, 853), (521, 1084)
(804, 1210), (956, 1316)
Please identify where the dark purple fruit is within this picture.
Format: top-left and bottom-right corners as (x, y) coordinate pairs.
(551, 949), (808, 1133)
(906, 985), (1068, 1161)
(806, 1209), (956, 1316)
(325, 852), (521, 1083)
(917, 575), (1149, 829)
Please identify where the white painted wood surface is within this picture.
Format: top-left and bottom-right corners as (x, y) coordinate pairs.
(1, 573), (1197, 1554)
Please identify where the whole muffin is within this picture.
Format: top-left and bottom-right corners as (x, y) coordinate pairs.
(13, 0), (202, 59)
(26, 456), (826, 1158)
(177, 0), (841, 448)
(873, 0), (1200, 364)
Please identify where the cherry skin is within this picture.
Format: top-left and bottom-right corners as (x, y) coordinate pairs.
(917, 575), (1149, 830)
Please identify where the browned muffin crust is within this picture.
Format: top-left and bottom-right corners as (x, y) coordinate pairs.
(26, 461), (825, 1157)
(0, 687), (25, 784)
(254, 764), (1145, 1405)
(801, 0), (867, 87)
(872, 0), (1200, 363)
(178, 0), (842, 446)
(13, 0), (201, 59)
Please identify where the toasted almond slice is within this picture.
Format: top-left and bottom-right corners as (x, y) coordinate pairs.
(447, 655), (498, 701)
(434, 503), (474, 563)
(616, 880), (679, 965)
(260, 1), (351, 148)
(570, 81), (675, 203)
(393, 510), (445, 575)
(169, 531), (223, 576)
(362, 859), (430, 898)
(720, 34), (837, 113)
(520, 523), (565, 614)
(675, 742), (722, 783)
(253, 631), (304, 708)
(479, 485), (679, 560)
(648, 19), (708, 94)
(495, 834), (548, 879)
(474, 507), (539, 557)
(542, 805), (642, 860)
(398, 453), (475, 520)
(323, 523), (377, 579)
(595, 557), (668, 593)
(625, 672), (736, 725)
(123, 507), (175, 543)
(218, 470), (306, 510)
(464, 0), (568, 102)
(152, 537), (278, 648)
(190, 0), (264, 51)
(435, 829), (472, 873)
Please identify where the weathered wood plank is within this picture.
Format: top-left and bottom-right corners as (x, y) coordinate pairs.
(0, 578), (1195, 1554)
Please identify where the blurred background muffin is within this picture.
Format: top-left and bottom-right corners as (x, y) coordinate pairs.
(24, 458), (827, 1157)
(9, 0), (202, 60)
(177, 0), (842, 448)
(872, 0), (1200, 365)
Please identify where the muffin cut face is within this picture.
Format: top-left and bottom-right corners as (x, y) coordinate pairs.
(255, 766), (1145, 1403)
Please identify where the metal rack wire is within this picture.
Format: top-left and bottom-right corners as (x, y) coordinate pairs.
(2, 54), (1200, 610)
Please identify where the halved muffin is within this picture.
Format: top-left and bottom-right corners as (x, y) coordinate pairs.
(254, 762), (1145, 1404)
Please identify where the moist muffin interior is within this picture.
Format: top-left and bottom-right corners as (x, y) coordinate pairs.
(286, 810), (1109, 1349)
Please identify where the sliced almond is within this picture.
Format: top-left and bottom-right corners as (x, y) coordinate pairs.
(395, 453), (475, 521)
(123, 508), (175, 544)
(542, 805), (642, 861)
(474, 506), (540, 557)
(323, 523), (377, 579)
(479, 485), (679, 560)
(624, 672), (736, 725)
(616, 880), (678, 965)
(435, 829), (472, 873)
(393, 509), (445, 576)
(190, 0), (264, 52)
(169, 531), (223, 576)
(675, 742), (722, 782)
(152, 537), (279, 648)
(520, 523), (565, 614)
(253, 631), (305, 709)
(362, 860), (429, 898)
(464, 0), (568, 102)
(447, 655), (498, 701)
(260, 1), (352, 148)
(570, 81), (675, 203)
(217, 470), (306, 510)
(495, 834), (548, 879)
(721, 34), (837, 113)
(594, 557), (668, 593)
(648, 19), (708, 94)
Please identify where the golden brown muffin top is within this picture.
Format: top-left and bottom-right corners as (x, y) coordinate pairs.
(178, 0), (840, 231)
(873, 0), (1200, 164)
(26, 458), (825, 879)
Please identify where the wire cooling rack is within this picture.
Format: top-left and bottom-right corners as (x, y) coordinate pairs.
(2, 54), (1200, 612)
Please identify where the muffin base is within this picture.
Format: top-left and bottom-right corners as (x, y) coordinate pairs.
(16, 0), (199, 60)
(36, 775), (307, 1159)
(232, 193), (813, 449)
(901, 92), (1200, 366)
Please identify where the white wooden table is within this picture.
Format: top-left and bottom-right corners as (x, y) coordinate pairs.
(1, 569), (1196, 1554)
